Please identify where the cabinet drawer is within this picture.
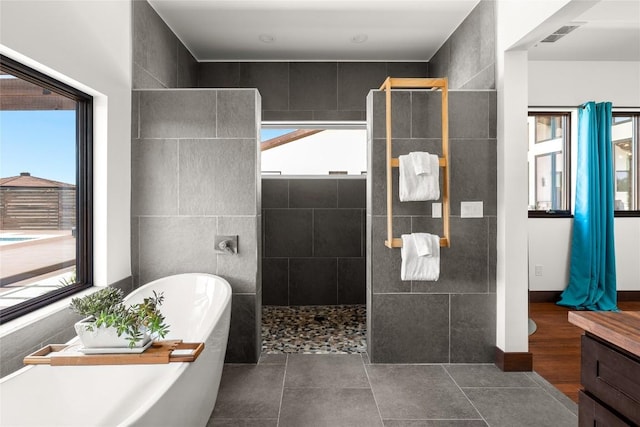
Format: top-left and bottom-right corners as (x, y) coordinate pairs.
(579, 390), (633, 427)
(582, 335), (640, 425)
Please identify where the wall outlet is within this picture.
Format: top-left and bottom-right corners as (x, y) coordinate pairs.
(534, 265), (543, 277)
(460, 201), (483, 218)
(432, 203), (442, 218)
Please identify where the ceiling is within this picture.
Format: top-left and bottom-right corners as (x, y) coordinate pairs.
(528, 0), (640, 61)
(148, 0), (480, 61)
(149, 0), (640, 63)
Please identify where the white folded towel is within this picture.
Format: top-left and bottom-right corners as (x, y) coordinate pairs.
(413, 232), (433, 256)
(399, 153), (440, 201)
(410, 152), (434, 175)
(401, 233), (440, 281)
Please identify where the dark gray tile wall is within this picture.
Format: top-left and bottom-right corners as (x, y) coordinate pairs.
(262, 178), (366, 306)
(366, 87), (496, 363)
(429, 0), (495, 90)
(198, 62), (428, 121)
(132, 0), (197, 89)
(131, 88), (261, 363)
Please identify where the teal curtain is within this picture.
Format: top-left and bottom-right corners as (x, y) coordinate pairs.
(558, 102), (617, 311)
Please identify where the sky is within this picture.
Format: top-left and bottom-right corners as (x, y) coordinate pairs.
(0, 110), (76, 184)
(261, 129), (367, 175)
(260, 128), (294, 141)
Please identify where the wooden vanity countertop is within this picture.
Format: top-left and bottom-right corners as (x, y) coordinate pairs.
(568, 310), (640, 357)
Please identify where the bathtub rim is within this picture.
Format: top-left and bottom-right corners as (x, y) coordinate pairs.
(1, 273), (233, 427)
(1, 273), (232, 373)
(124, 272), (232, 342)
(118, 272), (232, 426)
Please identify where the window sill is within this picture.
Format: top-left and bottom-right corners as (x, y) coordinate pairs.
(615, 211), (640, 218)
(528, 211), (640, 218)
(0, 286), (103, 339)
(528, 211), (573, 218)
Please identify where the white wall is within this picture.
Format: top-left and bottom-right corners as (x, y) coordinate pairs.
(494, 0), (574, 354)
(529, 61), (640, 107)
(614, 219), (640, 291)
(0, 0), (133, 287)
(527, 59), (640, 292)
(529, 218), (640, 291)
(528, 219), (572, 291)
(494, 0), (600, 354)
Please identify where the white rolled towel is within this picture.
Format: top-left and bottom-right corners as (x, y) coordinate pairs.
(400, 233), (440, 281)
(399, 153), (440, 201)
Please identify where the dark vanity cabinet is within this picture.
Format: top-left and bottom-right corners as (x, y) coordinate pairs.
(569, 311), (640, 427)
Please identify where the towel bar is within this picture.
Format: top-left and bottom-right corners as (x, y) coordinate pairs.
(384, 237), (450, 248)
(389, 157), (446, 168)
(380, 77), (451, 249)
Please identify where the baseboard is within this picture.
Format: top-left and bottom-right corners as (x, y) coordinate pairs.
(618, 291), (640, 301)
(529, 291), (562, 303)
(495, 347), (533, 372)
(529, 290), (640, 303)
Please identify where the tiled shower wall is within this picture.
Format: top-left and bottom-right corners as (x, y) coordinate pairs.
(262, 177), (366, 306)
(130, 0), (499, 366)
(366, 89), (497, 363)
(131, 88), (262, 363)
(198, 62), (427, 121)
(429, 0), (495, 90)
(132, 0), (197, 89)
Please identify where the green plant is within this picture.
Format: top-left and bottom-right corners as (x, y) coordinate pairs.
(70, 287), (170, 348)
(56, 269), (77, 288)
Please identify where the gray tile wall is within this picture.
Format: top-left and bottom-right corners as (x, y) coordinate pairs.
(262, 178), (366, 306)
(366, 88), (497, 363)
(429, 0), (495, 90)
(131, 88), (262, 363)
(198, 62), (428, 121)
(133, 0), (197, 89)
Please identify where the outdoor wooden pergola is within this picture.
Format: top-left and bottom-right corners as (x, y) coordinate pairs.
(0, 71), (75, 111)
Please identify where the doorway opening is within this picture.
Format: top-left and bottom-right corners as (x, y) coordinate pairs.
(260, 122), (367, 354)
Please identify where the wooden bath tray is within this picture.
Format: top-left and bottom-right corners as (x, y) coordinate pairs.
(24, 340), (204, 366)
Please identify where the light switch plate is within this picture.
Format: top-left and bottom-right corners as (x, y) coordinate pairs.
(460, 201), (483, 218)
(432, 203), (442, 218)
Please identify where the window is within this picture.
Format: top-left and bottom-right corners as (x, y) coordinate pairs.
(612, 113), (639, 212)
(261, 126), (367, 175)
(535, 115), (564, 143)
(0, 55), (92, 323)
(528, 113), (571, 214)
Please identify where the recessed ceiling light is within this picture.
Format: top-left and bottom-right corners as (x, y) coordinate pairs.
(259, 34), (276, 43)
(351, 34), (368, 44)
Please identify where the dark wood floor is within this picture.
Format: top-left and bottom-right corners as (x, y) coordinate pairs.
(529, 301), (640, 403)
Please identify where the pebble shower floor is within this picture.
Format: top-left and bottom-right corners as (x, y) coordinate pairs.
(261, 305), (366, 354)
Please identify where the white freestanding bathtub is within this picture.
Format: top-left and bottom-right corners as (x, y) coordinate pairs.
(0, 273), (232, 427)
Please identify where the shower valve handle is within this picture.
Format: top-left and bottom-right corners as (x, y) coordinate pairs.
(218, 240), (235, 254)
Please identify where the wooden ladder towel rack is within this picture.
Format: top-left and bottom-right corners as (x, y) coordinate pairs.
(380, 77), (450, 249)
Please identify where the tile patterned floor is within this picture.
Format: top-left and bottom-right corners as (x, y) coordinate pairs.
(208, 354), (578, 427)
(262, 305), (366, 354)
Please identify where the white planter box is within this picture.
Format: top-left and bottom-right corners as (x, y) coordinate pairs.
(74, 318), (151, 348)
